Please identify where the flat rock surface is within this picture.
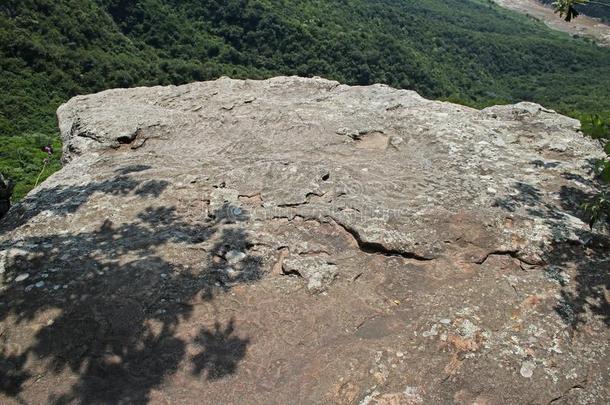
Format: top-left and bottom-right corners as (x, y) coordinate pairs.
(0, 76), (609, 404)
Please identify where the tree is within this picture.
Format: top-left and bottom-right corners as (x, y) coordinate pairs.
(553, 0), (590, 21)
(553, 0), (610, 225)
(0, 173), (13, 218)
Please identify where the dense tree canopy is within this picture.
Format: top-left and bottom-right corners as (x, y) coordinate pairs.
(2, 0), (610, 199)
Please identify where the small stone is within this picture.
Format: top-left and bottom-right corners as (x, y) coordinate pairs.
(396, 351), (404, 358)
(282, 257), (337, 294)
(390, 136), (404, 147)
(520, 360), (536, 378)
(493, 138), (506, 147)
(439, 318), (451, 325)
(35, 281), (44, 288)
(224, 267), (240, 279)
(403, 386), (423, 404)
(459, 319), (478, 339)
(549, 142), (568, 153)
(422, 324), (439, 337)
(225, 250), (247, 264)
(15, 273), (30, 282)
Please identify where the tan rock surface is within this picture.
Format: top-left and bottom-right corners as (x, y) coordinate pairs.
(0, 77), (608, 404)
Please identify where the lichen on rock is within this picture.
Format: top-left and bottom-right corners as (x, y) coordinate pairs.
(0, 77), (608, 404)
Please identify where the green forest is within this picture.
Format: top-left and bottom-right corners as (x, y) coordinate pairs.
(2, 0), (610, 199)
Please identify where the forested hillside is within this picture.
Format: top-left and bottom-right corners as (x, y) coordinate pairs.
(2, 0), (610, 199)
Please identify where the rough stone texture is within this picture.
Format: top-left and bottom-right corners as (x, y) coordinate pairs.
(283, 257), (338, 293)
(0, 77), (608, 404)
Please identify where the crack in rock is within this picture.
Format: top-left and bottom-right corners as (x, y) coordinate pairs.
(548, 384), (586, 404)
(276, 191), (327, 208)
(330, 219), (434, 261)
(475, 249), (541, 266)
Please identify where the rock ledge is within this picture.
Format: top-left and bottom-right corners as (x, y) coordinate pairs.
(0, 77), (608, 404)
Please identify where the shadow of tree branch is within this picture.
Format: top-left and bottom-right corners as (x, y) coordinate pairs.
(0, 165), (258, 403)
(492, 172), (609, 329)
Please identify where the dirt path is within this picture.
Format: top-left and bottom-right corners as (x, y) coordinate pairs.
(493, 0), (610, 46)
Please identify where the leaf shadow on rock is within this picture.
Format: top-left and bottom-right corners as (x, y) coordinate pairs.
(492, 174), (609, 330)
(191, 318), (250, 381)
(1, 165), (168, 233)
(0, 166), (258, 403)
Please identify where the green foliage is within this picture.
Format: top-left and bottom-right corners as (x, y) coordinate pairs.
(576, 112), (610, 226)
(581, 113), (610, 142)
(0, 134), (62, 200)
(583, 115), (610, 180)
(581, 190), (610, 227)
(547, 1), (610, 228)
(2, 0), (610, 199)
(552, 0), (590, 21)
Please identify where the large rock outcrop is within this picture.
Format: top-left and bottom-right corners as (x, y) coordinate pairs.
(0, 77), (608, 404)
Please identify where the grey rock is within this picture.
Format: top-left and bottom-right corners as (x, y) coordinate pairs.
(520, 360), (536, 378)
(46, 78), (603, 263)
(225, 250), (247, 265)
(282, 257), (338, 293)
(459, 319), (479, 339)
(422, 324), (439, 337)
(0, 77), (608, 404)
